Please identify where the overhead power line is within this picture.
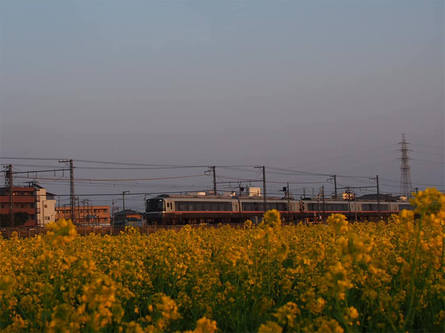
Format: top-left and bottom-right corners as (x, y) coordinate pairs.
(0, 190), (211, 198)
(0, 157), (255, 169)
(0, 168), (70, 175)
(410, 143), (444, 150)
(15, 174), (207, 182)
(411, 158), (445, 165)
(0, 157), (64, 161)
(267, 166), (373, 180)
(75, 159), (254, 169)
(267, 166), (332, 177)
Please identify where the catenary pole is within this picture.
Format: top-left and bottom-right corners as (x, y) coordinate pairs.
(212, 166), (217, 195)
(7, 165), (13, 226)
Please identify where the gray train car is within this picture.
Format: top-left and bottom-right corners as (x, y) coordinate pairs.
(145, 193), (412, 225)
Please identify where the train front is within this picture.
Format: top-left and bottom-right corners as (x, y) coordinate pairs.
(145, 196), (165, 224)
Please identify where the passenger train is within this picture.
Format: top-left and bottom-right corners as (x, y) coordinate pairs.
(145, 192), (412, 225)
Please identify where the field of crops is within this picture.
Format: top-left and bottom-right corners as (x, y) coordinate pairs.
(0, 188), (443, 332)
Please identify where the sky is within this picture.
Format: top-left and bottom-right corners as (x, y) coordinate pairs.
(0, 1), (444, 209)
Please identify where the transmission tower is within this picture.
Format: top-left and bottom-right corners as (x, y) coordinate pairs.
(399, 134), (413, 197)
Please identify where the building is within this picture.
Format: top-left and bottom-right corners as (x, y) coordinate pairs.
(56, 205), (111, 225)
(36, 186), (57, 226)
(0, 184), (56, 227)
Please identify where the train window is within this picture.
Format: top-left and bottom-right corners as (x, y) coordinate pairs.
(242, 202), (259, 211)
(325, 204), (348, 211)
(147, 199), (164, 212)
(175, 201), (232, 212)
(241, 202), (286, 211)
(270, 203), (286, 211)
(361, 204), (389, 211)
(176, 202), (188, 211)
(307, 203), (319, 211)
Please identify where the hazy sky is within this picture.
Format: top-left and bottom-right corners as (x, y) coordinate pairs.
(0, 1), (444, 208)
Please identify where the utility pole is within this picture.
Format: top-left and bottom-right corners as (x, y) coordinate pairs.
(70, 160), (75, 223)
(238, 183), (244, 196)
(122, 191), (129, 211)
(281, 183), (291, 221)
(286, 182), (290, 222)
(211, 166), (217, 195)
(111, 199), (116, 224)
(317, 188), (321, 219)
(82, 199), (86, 224)
(5, 165), (13, 226)
(77, 196), (82, 224)
(333, 175), (338, 200)
(82, 199), (91, 224)
(263, 166), (266, 212)
(255, 166), (267, 212)
(376, 175), (380, 212)
(346, 186), (352, 213)
(321, 185), (326, 216)
(59, 159), (75, 223)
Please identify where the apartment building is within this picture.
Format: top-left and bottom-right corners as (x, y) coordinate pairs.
(56, 205), (111, 225)
(0, 184), (56, 227)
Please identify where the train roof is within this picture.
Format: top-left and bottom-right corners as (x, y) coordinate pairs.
(151, 193), (285, 200)
(148, 192), (411, 204)
(356, 194), (401, 202)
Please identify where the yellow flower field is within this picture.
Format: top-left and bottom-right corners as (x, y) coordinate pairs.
(0, 189), (444, 332)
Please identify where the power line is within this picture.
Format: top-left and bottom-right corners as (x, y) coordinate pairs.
(410, 158), (445, 165)
(2, 157), (380, 181)
(410, 143), (444, 150)
(266, 166), (373, 180)
(267, 166), (331, 177)
(74, 159), (254, 169)
(0, 189), (212, 198)
(0, 157), (255, 169)
(0, 157), (64, 161)
(0, 168), (70, 175)
(15, 174), (207, 182)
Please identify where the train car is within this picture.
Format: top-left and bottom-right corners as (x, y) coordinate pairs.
(145, 193), (413, 225)
(112, 209), (145, 227)
(146, 194), (237, 225)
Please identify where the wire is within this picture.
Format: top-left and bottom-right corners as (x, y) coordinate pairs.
(267, 166), (332, 177)
(411, 143), (444, 150)
(411, 158), (445, 165)
(75, 159), (254, 169)
(0, 190), (211, 198)
(15, 174), (207, 182)
(266, 166), (374, 180)
(1, 168), (70, 175)
(0, 157), (64, 161)
(1, 157), (256, 169)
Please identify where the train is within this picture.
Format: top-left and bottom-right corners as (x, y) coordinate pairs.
(145, 191), (413, 225)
